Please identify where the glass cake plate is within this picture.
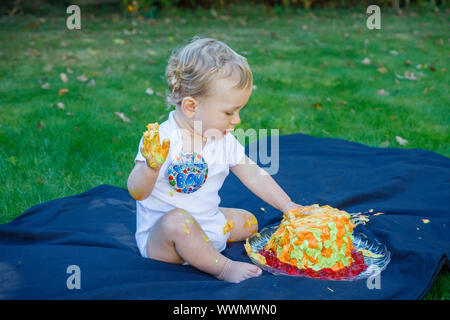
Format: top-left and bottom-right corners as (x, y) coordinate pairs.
(246, 222), (391, 281)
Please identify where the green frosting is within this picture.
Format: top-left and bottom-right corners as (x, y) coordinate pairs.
(275, 222), (354, 271)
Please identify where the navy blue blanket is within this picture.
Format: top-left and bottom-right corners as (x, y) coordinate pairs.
(1, 133), (449, 299)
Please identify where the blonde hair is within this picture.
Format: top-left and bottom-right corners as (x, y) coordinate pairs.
(165, 36), (253, 108)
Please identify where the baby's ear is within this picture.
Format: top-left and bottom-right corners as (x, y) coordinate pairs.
(181, 96), (198, 118)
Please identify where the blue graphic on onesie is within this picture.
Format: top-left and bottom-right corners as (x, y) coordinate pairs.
(167, 152), (208, 193)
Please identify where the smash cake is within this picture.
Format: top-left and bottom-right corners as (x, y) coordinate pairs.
(245, 204), (369, 279)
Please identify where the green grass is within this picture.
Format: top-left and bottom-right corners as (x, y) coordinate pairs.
(0, 4), (448, 299)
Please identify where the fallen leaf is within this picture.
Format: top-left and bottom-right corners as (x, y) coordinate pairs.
(146, 49), (158, 56)
(58, 88), (69, 96)
(60, 73), (68, 83)
(88, 48), (99, 55)
(369, 209), (373, 213)
(37, 121), (46, 130)
(327, 287), (334, 293)
(373, 212), (385, 216)
(41, 82), (50, 89)
(404, 71), (420, 80)
(378, 66), (388, 74)
(76, 74), (88, 82)
(36, 177), (47, 185)
(66, 112), (74, 117)
(423, 87), (434, 94)
(405, 60), (411, 66)
(260, 207), (266, 212)
(88, 71), (103, 77)
(380, 141), (390, 147)
(395, 136), (408, 146)
(66, 67), (73, 74)
(377, 89), (389, 96)
(237, 17), (246, 27)
(123, 29), (137, 36)
(145, 88), (154, 95)
(114, 38), (126, 45)
(8, 156), (17, 167)
(361, 58), (371, 65)
(429, 66), (435, 71)
(115, 112), (131, 123)
(396, 71), (420, 81)
(43, 64), (53, 72)
(422, 219), (430, 224)
(313, 103), (322, 110)
(338, 101), (347, 105)
(57, 102), (66, 110)
(270, 32), (281, 40)
(435, 38), (443, 46)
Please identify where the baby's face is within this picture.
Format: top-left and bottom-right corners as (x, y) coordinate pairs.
(194, 77), (252, 140)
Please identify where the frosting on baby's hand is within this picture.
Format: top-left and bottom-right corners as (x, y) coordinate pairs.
(141, 123), (170, 169)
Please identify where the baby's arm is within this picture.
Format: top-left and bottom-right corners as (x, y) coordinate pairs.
(127, 123), (170, 201)
(127, 161), (160, 201)
(230, 155), (303, 213)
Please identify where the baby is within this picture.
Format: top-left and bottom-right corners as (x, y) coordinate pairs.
(127, 37), (304, 283)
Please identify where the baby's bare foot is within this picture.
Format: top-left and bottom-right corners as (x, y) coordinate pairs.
(216, 259), (262, 283)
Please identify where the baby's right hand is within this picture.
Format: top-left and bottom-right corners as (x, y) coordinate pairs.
(141, 123), (170, 170)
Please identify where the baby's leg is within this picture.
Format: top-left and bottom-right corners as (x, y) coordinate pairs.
(220, 207), (258, 242)
(145, 208), (262, 283)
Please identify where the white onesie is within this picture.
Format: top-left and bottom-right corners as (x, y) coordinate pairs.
(134, 110), (246, 258)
